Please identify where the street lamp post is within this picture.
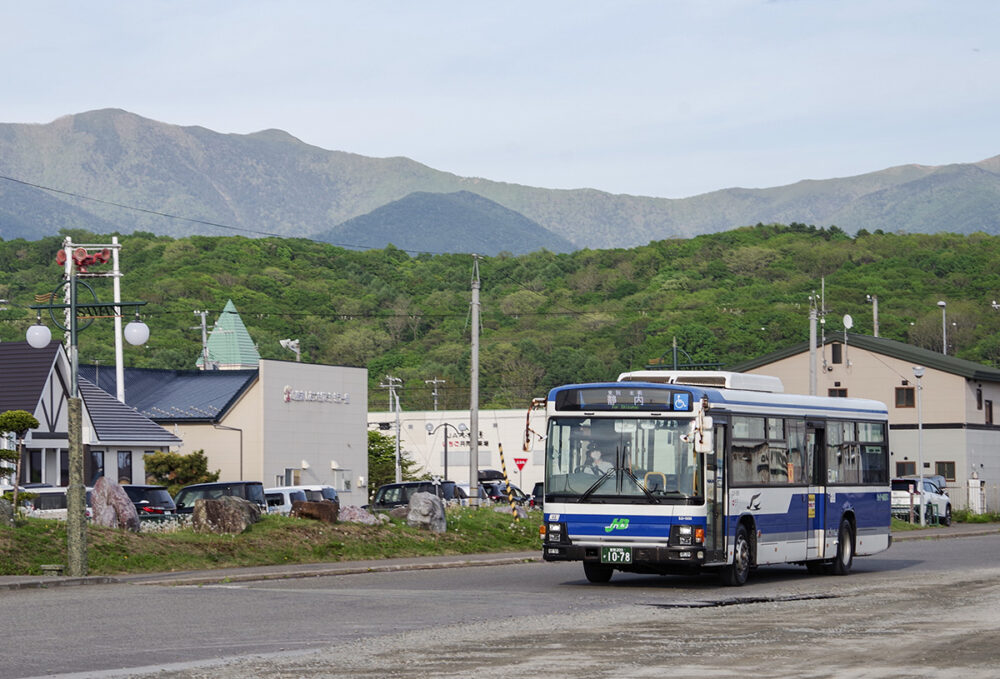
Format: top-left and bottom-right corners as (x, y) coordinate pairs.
(425, 421), (468, 482)
(937, 301), (947, 355)
(27, 239), (148, 577)
(913, 366), (926, 526)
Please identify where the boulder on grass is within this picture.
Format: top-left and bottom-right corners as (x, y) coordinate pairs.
(493, 504), (528, 520)
(192, 496), (260, 534)
(290, 500), (339, 523)
(339, 505), (386, 525)
(406, 491), (447, 533)
(92, 477), (140, 532)
(387, 506), (409, 520)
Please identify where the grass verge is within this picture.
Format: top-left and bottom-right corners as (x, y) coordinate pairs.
(0, 506), (542, 576)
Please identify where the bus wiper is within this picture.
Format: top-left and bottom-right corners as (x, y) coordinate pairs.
(577, 468), (616, 503)
(623, 466), (661, 505)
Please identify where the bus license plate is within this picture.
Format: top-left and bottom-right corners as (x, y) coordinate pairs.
(601, 546), (632, 565)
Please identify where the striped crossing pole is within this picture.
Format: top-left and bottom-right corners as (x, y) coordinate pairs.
(497, 443), (518, 521)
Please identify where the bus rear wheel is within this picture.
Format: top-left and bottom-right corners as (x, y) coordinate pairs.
(721, 524), (751, 586)
(583, 562), (613, 583)
(831, 519), (854, 576)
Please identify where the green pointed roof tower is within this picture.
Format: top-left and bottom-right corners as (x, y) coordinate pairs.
(196, 300), (261, 370)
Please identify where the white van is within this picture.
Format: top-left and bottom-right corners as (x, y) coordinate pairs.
(264, 487), (308, 515)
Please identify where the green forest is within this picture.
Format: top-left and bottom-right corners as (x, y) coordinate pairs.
(2, 224), (999, 410)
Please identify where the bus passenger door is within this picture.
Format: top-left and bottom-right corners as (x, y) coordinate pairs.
(704, 423), (726, 562)
(805, 424), (825, 560)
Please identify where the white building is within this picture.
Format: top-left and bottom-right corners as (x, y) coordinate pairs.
(368, 407), (547, 492)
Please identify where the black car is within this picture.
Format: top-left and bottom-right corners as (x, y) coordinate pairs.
(369, 480), (465, 511)
(530, 481), (544, 511)
(481, 480), (529, 505)
(173, 481), (267, 514)
(122, 484), (176, 518)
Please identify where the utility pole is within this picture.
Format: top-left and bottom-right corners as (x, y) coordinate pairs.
(193, 310), (211, 369)
(380, 375), (403, 483)
(110, 236), (125, 402)
(809, 294), (818, 396)
(425, 377), (446, 411)
(868, 294), (879, 337)
(469, 256), (481, 507)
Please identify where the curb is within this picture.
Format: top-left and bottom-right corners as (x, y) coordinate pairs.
(0, 554), (540, 591)
(890, 527), (1000, 541)
(4, 526), (999, 591)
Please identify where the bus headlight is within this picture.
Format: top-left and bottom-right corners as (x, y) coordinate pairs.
(671, 524), (705, 546)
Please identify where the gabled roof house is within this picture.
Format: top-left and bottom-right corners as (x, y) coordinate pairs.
(0, 341), (180, 487)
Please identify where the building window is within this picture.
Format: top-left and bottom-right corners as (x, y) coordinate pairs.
(895, 461), (916, 476)
(831, 343), (843, 364)
(87, 451), (105, 486)
(935, 461), (956, 482)
(828, 388), (848, 398)
(60, 450), (69, 486)
(117, 451), (133, 484)
(986, 400), (994, 426)
(895, 387), (915, 408)
(977, 387), (983, 410)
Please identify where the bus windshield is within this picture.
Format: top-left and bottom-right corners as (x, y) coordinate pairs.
(545, 416), (703, 504)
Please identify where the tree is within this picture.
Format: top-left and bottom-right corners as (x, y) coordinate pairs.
(0, 409), (40, 516)
(143, 450), (220, 497)
(367, 429), (425, 497)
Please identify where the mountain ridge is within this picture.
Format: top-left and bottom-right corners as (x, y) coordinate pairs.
(0, 109), (997, 250)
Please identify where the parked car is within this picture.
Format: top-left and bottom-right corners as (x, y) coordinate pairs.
(264, 487), (309, 515)
(173, 481), (267, 514)
(299, 485), (340, 504)
(891, 475), (951, 525)
(530, 481), (544, 511)
(481, 480), (529, 505)
(369, 480), (465, 511)
(455, 482), (490, 504)
(21, 487), (94, 519)
(122, 484), (176, 518)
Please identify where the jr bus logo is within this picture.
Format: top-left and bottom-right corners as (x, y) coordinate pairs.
(605, 518), (630, 532)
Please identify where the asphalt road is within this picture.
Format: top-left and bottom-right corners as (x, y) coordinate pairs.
(3, 533), (999, 679)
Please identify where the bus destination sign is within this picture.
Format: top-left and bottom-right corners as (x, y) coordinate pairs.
(554, 387), (692, 412)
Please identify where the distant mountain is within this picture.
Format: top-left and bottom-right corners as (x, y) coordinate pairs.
(313, 190), (575, 255)
(0, 109), (998, 249)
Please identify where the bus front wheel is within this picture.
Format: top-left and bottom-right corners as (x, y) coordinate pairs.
(721, 524), (751, 586)
(583, 562), (613, 583)
(831, 519), (854, 576)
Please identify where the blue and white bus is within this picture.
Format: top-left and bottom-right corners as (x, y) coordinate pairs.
(540, 371), (891, 585)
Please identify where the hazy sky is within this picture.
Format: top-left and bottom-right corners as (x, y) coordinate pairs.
(4, 1), (998, 198)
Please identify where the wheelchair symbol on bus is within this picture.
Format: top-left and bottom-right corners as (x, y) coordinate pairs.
(673, 393), (690, 410)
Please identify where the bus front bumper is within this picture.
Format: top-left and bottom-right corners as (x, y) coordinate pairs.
(542, 543), (708, 572)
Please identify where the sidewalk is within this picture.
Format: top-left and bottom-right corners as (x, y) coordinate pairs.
(3, 522), (998, 592)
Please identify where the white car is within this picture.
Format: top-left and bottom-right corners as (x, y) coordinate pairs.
(891, 476), (951, 526)
(264, 487), (308, 515)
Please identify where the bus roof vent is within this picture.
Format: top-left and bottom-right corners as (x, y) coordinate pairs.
(616, 370), (784, 393)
